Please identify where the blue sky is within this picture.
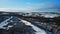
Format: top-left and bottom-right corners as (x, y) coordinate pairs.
(0, 0), (60, 12)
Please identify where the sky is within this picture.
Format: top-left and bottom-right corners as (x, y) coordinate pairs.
(0, 0), (60, 12)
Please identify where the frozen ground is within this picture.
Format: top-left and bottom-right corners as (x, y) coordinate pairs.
(17, 17), (47, 34)
(0, 16), (47, 34)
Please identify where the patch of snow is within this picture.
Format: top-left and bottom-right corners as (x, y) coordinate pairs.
(0, 17), (13, 27)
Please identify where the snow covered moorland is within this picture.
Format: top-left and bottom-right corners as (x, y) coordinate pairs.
(0, 16), (47, 34)
(0, 12), (60, 34)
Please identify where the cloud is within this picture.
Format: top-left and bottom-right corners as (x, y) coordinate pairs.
(36, 2), (55, 8)
(34, 2), (60, 11)
(0, 8), (37, 12)
(0, 6), (60, 12)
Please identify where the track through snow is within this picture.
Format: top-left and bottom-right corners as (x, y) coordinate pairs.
(17, 17), (47, 34)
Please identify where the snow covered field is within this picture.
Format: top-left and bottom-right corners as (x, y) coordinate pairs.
(17, 17), (47, 34)
(0, 16), (47, 34)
